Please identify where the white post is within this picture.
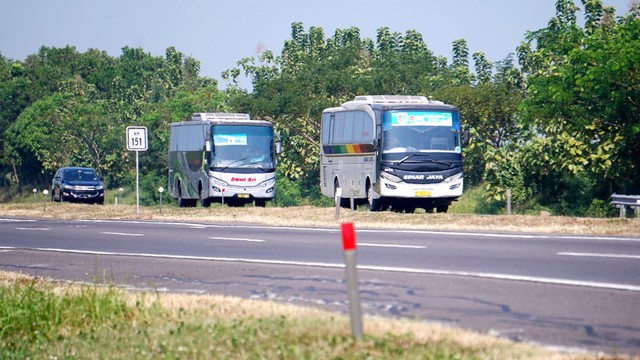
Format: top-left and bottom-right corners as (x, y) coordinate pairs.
(335, 188), (342, 221)
(158, 186), (164, 214)
(341, 222), (363, 340)
(42, 189), (48, 212)
(136, 150), (140, 214)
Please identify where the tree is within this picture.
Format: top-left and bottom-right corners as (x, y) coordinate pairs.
(517, 0), (640, 213)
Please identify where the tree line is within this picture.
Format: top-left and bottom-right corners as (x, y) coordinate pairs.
(1, 0), (638, 215)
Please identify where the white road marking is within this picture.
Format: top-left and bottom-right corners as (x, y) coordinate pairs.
(16, 227), (50, 231)
(359, 243), (425, 249)
(208, 236), (265, 243)
(5, 246), (640, 292)
(101, 232), (144, 237)
(77, 219), (640, 242)
(558, 252), (640, 260)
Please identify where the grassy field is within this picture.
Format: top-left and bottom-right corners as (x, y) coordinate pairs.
(1, 271), (623, 360)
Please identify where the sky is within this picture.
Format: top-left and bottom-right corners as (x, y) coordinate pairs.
(1, 0), (635, 88)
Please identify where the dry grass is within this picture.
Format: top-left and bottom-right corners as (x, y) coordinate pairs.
(1, 202), (639, 236)
(1, 271), (614, 360)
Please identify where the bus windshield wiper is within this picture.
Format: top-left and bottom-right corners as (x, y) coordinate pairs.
(395, 153), (420, 164)
(395, 154), (461, 166)
(217, 158), (249, 172)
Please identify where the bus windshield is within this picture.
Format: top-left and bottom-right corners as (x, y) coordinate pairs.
(211, 125), (275, 170)
(382, 110), (461, 154)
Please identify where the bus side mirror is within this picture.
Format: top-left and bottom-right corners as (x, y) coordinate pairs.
(205, 140), (212, 152)
(276, 140), (282, 154)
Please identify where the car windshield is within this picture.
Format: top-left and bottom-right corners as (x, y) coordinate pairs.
(65, 169), (97, 181)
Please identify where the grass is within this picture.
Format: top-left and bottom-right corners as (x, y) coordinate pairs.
(1, 271), (614, 360)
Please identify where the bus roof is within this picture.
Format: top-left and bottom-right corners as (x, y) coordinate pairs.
(353, 95), (436, 104)
(192, 113), (251, 121)
(322, 95), (455, 113)
(170, 113), (273, 127)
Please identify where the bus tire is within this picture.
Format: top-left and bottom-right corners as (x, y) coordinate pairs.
(334, 179), (349, 208)
(436, 205), (448, 213)
(366, 181), (382, 212)
(255, 199), (266, 207)
(199, 183), (211, 207)
(177, 182), (188, 208)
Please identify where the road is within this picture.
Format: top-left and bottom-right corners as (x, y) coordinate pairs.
(1, 216), (639, 355)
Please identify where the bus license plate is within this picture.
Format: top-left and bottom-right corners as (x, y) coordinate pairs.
(237, 194), (250, 199)
(415, 190), (432, 197)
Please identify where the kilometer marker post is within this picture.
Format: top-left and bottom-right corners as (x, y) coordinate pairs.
(341, 222), (363, 340)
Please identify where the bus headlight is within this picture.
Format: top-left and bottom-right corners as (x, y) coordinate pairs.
(257, 178), (276, 188)
(211, 177), (229, 187)
(380, 171), (402, 183)
(443, 172), (463, 183)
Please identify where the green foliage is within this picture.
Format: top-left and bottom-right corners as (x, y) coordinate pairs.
(138, 171), (168, 206)
(483, 147), (533, 206)
(518, 0), (640, 213)
(1, 45), (224, 192)
(1, 2), (638, 216)
(274, 174), (302, 207)
(0, 279), (134, 356)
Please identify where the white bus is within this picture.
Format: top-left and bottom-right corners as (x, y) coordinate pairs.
(168, 113), (280, 207)
(320, 95), (463, 213)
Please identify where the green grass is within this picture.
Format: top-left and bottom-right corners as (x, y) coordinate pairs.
(0, 273), (568, 360)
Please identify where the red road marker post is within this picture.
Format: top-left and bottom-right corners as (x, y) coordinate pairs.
(341, 222), (363, 339)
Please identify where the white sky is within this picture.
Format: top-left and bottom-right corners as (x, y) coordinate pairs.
(1, 0), (635, 88)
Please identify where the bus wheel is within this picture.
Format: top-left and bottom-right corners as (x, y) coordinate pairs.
(436, 205), (448, 213)
(177, 182), (188, 208)
(199, 185), (211, 208)
(255, 199), (266, 207)
(366, 182), (381, 212)
(334, 179), (349, 208)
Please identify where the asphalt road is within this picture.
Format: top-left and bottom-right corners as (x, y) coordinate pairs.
(1, 216), (639, 355)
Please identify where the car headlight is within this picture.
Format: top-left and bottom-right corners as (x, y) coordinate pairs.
(63, 184), (73, 190)
(380, 171), (402, 183)
(96, 185), (104, 190)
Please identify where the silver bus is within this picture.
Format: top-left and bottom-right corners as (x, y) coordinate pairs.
(320, 95), (463, 213)
(168, 113), (280, 207)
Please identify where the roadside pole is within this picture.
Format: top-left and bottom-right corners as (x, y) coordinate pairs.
(158, 186), (164, 214)
(136, 150), (140, 213)
(341, 222), (363, 340)
(42, 189), (48, 212)
(126, 126), (148, 214)
(335, 188), (342, 220)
